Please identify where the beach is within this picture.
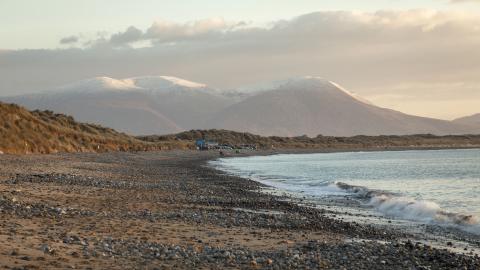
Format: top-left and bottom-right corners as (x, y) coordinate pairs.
(0, 150), (479, 269)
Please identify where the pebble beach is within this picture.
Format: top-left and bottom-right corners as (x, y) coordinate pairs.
(0, 150), (479, 269)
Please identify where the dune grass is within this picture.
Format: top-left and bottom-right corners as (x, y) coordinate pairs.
(2, 101), (479, 155)
(140, 129), (480, 150)
(0, 102), (191, 154)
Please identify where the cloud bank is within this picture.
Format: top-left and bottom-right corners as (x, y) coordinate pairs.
(1, 10), (480, 118)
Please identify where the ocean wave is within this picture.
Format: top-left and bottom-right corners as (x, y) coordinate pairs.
(335, 182), (479, 233)
(335, 182), (394, 198)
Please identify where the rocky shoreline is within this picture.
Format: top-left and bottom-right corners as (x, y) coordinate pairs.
(0, 150), (479, 269)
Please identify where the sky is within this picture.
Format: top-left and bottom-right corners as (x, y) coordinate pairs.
(1, 0), (480, 119)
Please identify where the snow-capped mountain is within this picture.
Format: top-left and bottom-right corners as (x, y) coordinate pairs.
(2, 76), (235, 135)
(130, 76), (207, 90)
(205, 77), (477, 136)
(56, 76), (215, 94)
(2, 76), (479, 136)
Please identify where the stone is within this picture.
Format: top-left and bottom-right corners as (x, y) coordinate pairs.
(40, 244), (55, 255)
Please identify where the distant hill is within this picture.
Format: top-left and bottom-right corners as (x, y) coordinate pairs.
(2, 76), (234, 135)
(454, 114), (480, 128)
(205, 77), (478, 136)
(1, 102), (479, 155)
(3, 76), (479, 136)
(0, 102), (188, 154)
(141, 129), (480, 150)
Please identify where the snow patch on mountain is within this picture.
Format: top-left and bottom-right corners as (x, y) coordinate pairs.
(328, 81), (373, 105)
(236, 76), (373, 105)
(56, 76), (210, 95)
(128, 76), (207, 90)
(58, 77), (140, 92)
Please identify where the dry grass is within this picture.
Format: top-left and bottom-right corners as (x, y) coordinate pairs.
(141, 129), (480, 150)
(0, 102), (191, 154)
(2, 102), (479, 155)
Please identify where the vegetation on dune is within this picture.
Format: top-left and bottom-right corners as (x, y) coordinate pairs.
(1, 101), (480, 155)
(140, 129), (480, 150)
(0, 102), (191, 154)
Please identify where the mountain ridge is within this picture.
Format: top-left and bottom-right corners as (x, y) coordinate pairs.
(454, 113), (480, 128)
(205, 77), (478, 136)
(2, 76), (479, 137)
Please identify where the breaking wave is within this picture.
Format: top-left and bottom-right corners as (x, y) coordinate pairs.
(335, 182), (480, 233)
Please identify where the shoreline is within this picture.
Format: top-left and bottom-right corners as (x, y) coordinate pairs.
(222, 145), (480, 156)
(0, 150), (479, 269)
(208, 152), (480, 240)
(209, 149), (480, 247)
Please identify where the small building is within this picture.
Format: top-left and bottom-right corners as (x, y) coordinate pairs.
(195, 139), (205, 149)
(195, 139), (219, 150)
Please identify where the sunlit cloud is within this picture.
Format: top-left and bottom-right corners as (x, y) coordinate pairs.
(2, 10), (480, 118)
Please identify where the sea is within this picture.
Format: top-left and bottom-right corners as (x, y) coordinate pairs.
(210, 149), (480, 234)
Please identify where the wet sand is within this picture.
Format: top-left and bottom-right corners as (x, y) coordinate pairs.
(0, 150), (479, 269)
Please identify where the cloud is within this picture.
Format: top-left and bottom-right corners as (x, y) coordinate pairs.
(109, 26), (143, 46)
(60, 10), (479, 50)
(59, 35), (79, 44)
(94, 18), (245, 47)
(2, 10), (480, 118)
(145, 18), (236, 43)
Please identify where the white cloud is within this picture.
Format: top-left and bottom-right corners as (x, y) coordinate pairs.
(145, 18), (239, 43)
(110, 26), (143, 46)
(98, 18), (246, 47)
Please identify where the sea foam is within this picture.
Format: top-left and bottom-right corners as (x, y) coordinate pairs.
(335, 182), (480, 233)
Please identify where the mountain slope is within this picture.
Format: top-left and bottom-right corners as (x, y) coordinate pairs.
(453, 114), (480, 128)
(2, 76), (479, 137)
(3, 76), (234, 135)
(112, 76), (235, 129)
(205, 77), (476, 136)
(8, 90), (183, 135)
(144, 129), (480, 150)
